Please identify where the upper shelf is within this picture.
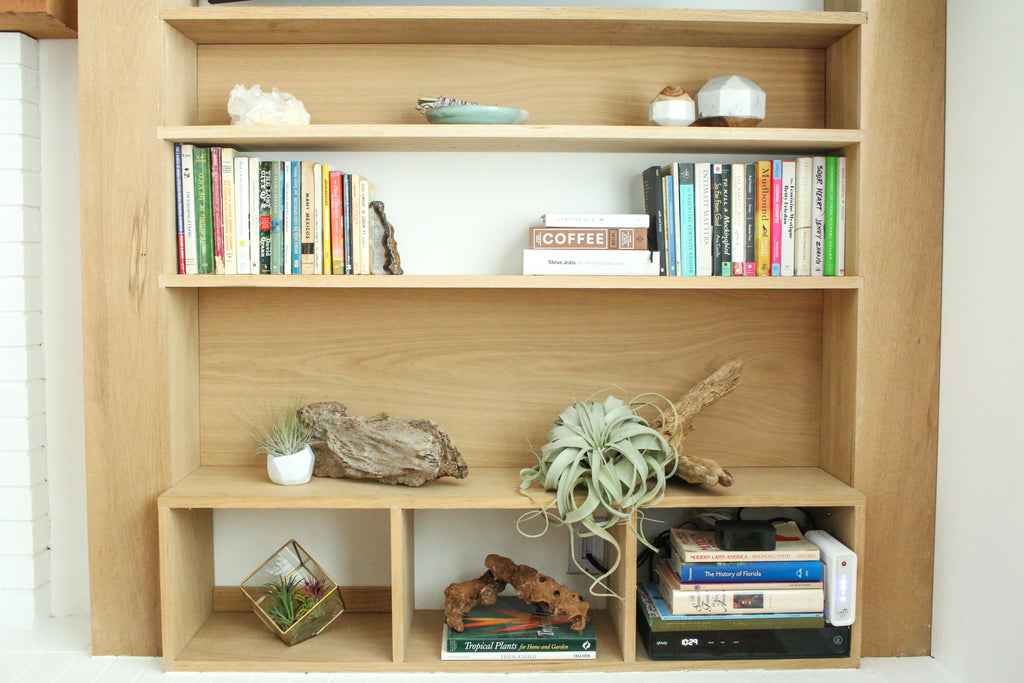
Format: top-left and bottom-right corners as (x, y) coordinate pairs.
(160, 274), (864, 290)
(160, 7), (865, 49)
(158, 466), (865, 511)
(158, 125), (862, 154)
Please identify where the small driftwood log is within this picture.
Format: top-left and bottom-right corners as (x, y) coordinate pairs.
(656, 358), (745, 487)
(298, 401), (468, 487)
(443, 570), (506, 632)
(485, 554), (589, 631)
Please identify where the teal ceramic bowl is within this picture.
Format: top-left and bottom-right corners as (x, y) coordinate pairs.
(424, 105), (529, 124)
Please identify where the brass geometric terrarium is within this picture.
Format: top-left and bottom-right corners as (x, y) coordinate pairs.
(240, 539), (346, 646)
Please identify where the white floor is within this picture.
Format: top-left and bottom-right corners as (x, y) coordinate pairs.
(0, 617), (961, 683)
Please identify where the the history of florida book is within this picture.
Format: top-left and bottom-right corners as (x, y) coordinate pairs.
(441, 595), (597, 660)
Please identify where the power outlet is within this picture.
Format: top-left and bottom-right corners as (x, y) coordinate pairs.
(567, 532), (606, 575)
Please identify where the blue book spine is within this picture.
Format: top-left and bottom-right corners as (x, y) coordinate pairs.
(678, 163), (696, 276)
(290, 161), (302, 274)
(173, 143), (184, 274)
(671, 557), (823, 583)
(664, 171), (676, 276)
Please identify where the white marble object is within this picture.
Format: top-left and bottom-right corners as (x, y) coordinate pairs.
(649, 86), (696, 126)
(696, 75), (766, 126)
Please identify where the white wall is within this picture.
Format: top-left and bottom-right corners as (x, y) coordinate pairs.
(932, 1), (1024, 680)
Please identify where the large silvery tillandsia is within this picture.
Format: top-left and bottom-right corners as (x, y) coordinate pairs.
(517, 359), (744, 599)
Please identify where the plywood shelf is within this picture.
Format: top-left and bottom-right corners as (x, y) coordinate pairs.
(158, 125), (862, 154)
(158, 466), (863, 512)
(159, 274), (864, 290)
(160, 6), (864, 49)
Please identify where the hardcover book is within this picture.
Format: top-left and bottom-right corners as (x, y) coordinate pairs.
(730, 162), (746, 276)
(668, 550), (823, 583)
(192, 146), (214, 274)
(637, 581), (824, 632)
(441, 595), (596, 660)
(541, 212), (649, 228)
(677, 162), (696, 277)
(693, 162), (713, 276)
(641, 165), (667, 275)
(755, 160), (772, 275)
(523, 249), (659, 276)
(654, 563), (824, 615)
(529, 226), (649, 250)
(794, 156), (813, 276)
(670, 521), (821, 563)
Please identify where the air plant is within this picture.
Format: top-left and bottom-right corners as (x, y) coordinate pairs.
(518, 393), (679, 599)
(247, 402), (317, 458)
(263, 574), (331, 630)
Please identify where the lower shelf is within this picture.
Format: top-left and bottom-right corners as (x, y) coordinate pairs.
(165, 606), (857, 672)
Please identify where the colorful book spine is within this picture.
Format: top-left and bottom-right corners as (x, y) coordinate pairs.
(744, 163), (756, 276)
(641, 165), (667, 276)
(173, 143), (187, 274)
(192, 146), (214, 274)
(329, 170), (346, 273)
(282, 161), (292, 274)
(210, 147), (226, 274)
(655, 569), (824, 615)
(676, 163), (695, 276)
(321, 162), (332, 274)
(290, 161), (302, 275)
(312, 163), (323, 274)
(300, 161), (316, 274)
(359, 176), (374, 275)
(669, 553), (823, 583)
(794, 157), (813, 276)
(770, 159), (782, 276)
(257, 160), (272, 274)
(755, 160), (772, 275)
(836, 156), (847, 276)
(529, 227), (649, 250)
(824, 156), (839, 275)
(270, 161), (284, 275)
(730, 163), (745, 276)
(660, 164), (677, 276)
(233, 154), (250, 275)
(781, 159), (796, 277)
(342, 173), (353, 274)
(693, 162), (713, 276)
(637, 582), (825, 632)
(220, 148), (237, 275)
(247, 156), (260, 275)
(811, 156), (826, 276)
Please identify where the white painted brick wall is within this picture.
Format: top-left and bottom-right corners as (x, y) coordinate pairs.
(0, 32), (48, 627)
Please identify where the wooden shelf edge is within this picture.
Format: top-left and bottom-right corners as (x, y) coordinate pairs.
(157, 125), (863, 154)
(160, 6), (864, 49)
(158, 466), (864, 511)
(159, 274), (864, 291)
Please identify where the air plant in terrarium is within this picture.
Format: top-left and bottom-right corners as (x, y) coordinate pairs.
(240, 540), (345, 646)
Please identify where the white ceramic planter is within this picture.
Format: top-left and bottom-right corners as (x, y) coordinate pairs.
(267, 444), (315, 485)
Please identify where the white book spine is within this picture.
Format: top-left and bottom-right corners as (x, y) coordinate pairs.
(313, 163), (323, 275)
(220, 148), (237, 275)
(523, 249), (659, 276)
(693, 162), (713, 276)
(811, 156), (826, 277)
(781, 159), (796, 277)
(360, 178), (372, 275)
(836, 157), (846, 276)
(180, 144), (197, 275)
(248, 156), (260, 275)
(233, 156), (250, 274)
(730, 163), (745, 276)
(794, 157), (813, 276)
(542, 213), (649, 228)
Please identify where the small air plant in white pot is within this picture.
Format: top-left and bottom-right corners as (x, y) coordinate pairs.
(249, 404), (318, 486)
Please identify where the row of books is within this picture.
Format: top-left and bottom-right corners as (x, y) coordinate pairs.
(643, 157), (847, 277)
(638, 521), (847, 660)
(173, 143), (376, 276)
(522, 213), (660, 275)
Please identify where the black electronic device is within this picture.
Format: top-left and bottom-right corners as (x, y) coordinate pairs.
(714, 519), (777, 551)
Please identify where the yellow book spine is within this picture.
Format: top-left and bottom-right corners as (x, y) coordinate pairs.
(755, 160), (772, 276)
(321, 163), (332, 274)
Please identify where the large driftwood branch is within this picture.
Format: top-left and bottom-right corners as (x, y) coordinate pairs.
(657, 358), (745, 487)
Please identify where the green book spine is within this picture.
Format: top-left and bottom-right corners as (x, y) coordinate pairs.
(270, 161), (284, 275)
(258, 161), (272, 274)
(824, 156), (838, 276)
(192, 147), (214, 274)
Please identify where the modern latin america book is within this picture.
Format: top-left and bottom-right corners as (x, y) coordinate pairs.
(441, 595), (597, 660)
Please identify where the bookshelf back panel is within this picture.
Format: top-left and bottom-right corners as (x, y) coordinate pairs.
(195, 44), (824, 128)
(197, 288), (823, 469)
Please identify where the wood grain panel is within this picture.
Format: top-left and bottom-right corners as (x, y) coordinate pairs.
(0, 0), (77, 37)
(214, 585), (391, 613)
(197, 288), (824, 470)
(854, 0), (944, 657)
(159, 508), (214, 667)
(197, 44), (824, 128)
(79, 0), (197, 656)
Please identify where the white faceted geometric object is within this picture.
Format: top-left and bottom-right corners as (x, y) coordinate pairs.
(696, 75), (766, 125)
(649, 96), (696, 126)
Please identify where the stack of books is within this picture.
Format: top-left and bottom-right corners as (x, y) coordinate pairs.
(522, 213), (659, 275)
(637, 521), (850, 660)
(643, 157), (846, 277)
(173, 143), (378, 276)
(441, 595), (597, 661)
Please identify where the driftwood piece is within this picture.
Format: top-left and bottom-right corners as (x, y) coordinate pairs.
(298, 401), (468, 487)
(485, 554), (589, 631)
(656, 359), (745, 487)
(443, 570), (506, 632)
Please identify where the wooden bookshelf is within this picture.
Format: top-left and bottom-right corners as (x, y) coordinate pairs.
(79, 0), (945, 672)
